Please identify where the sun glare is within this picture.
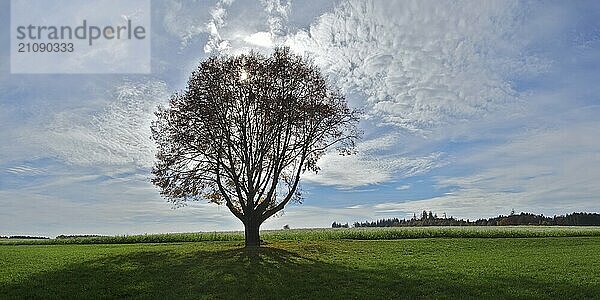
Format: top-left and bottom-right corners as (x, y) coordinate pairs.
(239, 69), (249, 81)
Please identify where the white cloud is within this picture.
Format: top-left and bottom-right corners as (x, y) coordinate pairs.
(284, 0), (549, 132)
(261, 0), (292, 40)
(243, 31), (273, 48)
(162, 0), (234, 51)
(178, 0), (556, 189)
(5, 164), (45, 176)
(396, 185), (411, 191)
(303, 133), (444, 187)
(204, 0), (235, 54)
(376, 117), (600, 219)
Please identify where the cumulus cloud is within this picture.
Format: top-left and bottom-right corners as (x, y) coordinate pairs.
(261, 0), (292, 40)
(204, 0), (235, 54)
(161, 0), (559, 188)
(219, 0), (292, 51)
(243, 31), (274, 48)
(284, 0), (549, 132)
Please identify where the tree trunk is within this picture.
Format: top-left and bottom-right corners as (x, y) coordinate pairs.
(244, 218), (261, 247)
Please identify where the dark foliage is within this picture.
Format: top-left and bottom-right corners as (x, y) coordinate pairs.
(331, 222), (349, 228)
(6, 235), (49, 239)
(56, 235), (107, 239)
(343, 211), (600, 228)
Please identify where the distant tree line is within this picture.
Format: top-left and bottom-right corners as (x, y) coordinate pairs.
(0, 235), (49, 239)
(335, 211), (600, 228)
(56, 234), (107, 239)
(331, 222), (350, 228)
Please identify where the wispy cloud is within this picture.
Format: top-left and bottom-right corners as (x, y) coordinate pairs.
(5, 164), (45, 176)
(41, 81), (168, 167)
(262, 204), (378, 229)
(0, 162), (243, 237)
(396, 185), (411, 191)
(377, 116), (600, 219)
(303, 133), (445, 187)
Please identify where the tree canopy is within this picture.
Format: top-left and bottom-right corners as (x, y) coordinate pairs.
(151, 47), (360, 246)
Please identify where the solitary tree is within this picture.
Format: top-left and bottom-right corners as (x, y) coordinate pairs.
(151, 47), (360, 247)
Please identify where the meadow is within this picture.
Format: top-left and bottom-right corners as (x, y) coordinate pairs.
(1, 227), (600, 299)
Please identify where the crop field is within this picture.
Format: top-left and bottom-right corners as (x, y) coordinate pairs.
(2, 226), (600, 245)
(1, 227), (600, 299)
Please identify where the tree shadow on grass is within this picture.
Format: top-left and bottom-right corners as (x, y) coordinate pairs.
(1, 245), (597, 299)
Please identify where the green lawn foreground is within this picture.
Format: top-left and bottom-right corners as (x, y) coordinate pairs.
(1, 237), (599, 299)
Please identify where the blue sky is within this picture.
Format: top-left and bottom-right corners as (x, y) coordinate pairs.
(1, 0), (600, 236)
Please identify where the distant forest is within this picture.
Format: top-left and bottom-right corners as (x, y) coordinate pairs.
(0, 235), (49, 239)
(333, 211), (600, 228)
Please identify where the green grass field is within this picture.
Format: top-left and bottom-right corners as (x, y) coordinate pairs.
(2, 228), (600, 299)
